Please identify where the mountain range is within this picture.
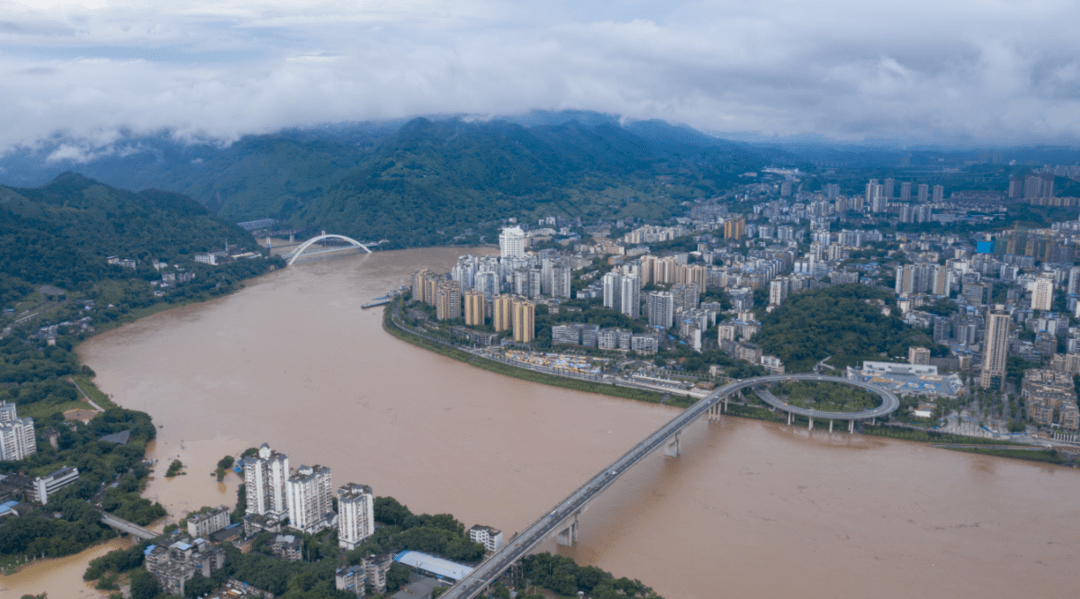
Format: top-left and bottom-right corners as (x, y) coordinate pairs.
(2, 111), (1079, 248)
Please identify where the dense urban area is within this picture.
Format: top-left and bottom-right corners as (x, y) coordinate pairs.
(392, 166), (1080, 452)
(4, 146), (1080, 599)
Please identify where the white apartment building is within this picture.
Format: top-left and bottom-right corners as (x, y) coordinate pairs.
(187, 505), (231, 538)
(1032, 275), (1054, 311)
(287, 464), (333, 534)
(469, 525), (504, 553)
(0, 402), (36, 461)
(338, 483), (375, 550)
(33, 466), (79, 504)
(243, 443), (290, 521)
(499, 226), (526, 259)
(646, 291), (674, 329)
(620, 274), (641, 318)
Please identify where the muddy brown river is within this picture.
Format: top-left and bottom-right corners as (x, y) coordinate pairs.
(10, 248), (1078, 599)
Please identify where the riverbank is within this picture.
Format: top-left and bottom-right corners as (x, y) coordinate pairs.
(382, 299), (672, 405)
(75, 250), (1080, 599)
(382, 299), (1080, 468)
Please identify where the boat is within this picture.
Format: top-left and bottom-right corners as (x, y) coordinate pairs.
(362, 297), (392, 309)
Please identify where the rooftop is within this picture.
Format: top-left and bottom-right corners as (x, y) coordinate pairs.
(394, 550), (474, 582)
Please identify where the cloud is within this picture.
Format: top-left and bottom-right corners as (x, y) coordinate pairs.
(1, 0), (1079, 156)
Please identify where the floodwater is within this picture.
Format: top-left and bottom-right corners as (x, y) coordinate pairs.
(38, 247), (1079, 599)
(1, 537), (134, 599)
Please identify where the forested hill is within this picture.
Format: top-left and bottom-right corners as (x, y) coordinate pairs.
(295, 117), (766, 247)
(0, 114), (772, 247)
(0, 173), (261, 292)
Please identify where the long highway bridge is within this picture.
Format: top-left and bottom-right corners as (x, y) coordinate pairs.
(439, 374), (900, 599)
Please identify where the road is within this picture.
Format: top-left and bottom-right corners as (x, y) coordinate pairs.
(439, 373), (899, 599)
(753, 381), (900, 421)
(68, 377), (106, 412)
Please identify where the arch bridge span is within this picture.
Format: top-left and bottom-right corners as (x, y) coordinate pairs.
(286, 233), (371, 265)
(439, 374), (900, 599)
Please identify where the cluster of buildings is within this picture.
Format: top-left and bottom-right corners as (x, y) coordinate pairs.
(145, 536), (226, 596)
(236, 444), (397, 596)
(1021, 370), (1080, 430)
(194, 240), (262, 266)
(239, 444), (373, 543)
(399, 165), (1080, 433)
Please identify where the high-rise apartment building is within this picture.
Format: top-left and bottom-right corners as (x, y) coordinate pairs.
(638, 255), (656, 285)
(724, 218), (746, 240)
(1069, 266), (1080, 296)
(883, 178), (895, 199)
(932, 185), (944, 202)
(551, 266), (572, 299)
(865, 179), (878, 205)
(895, 264), (929, 296)
(602, 272), (622, 310)
(672, 283), (700, 313)
(411, 269), (435, 304)
(1032, 275), (1054, 311)
(653, 256), (678, 284)
(931, 265), (950, 297)
(899, 181), (912, 202)
(676, 264), (708, 291)
(463, 291), (484, 326)
(287, 464), (333, 535)
(917, 184), (929, 203)
(980, 305), (1010, 390)
(512, 299), (535, 343)
(435, 280), (462, 320)
(0, 401), (36, 461)
(338, 483), (375, 551)
(243, 443), (290, 521)
(908, 346), (931, 365)
(620, 274), (641, 318)
(646, 291), (675, 329)
(492, 295), (513, 332)
(499, 226), (526, 259)
(770, 277), (789, 306)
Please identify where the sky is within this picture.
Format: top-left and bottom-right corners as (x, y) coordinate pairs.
(2, 0), (1079, 158)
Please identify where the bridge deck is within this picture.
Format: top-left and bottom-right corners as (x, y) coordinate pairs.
(100, 511), (158, 540)
(438, 374), (899, 599)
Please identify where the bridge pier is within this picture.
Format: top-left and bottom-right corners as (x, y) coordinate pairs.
(808, 416), (814, 430)
(849, 420), (854, 433)
(829, 419), (833, 433)
(664, 432), (681, 457)
(787, 412), (792, 426)
(556, 513), (579, 546)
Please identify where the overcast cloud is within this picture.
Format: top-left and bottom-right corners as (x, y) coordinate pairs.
(2, 0), (1079, 157)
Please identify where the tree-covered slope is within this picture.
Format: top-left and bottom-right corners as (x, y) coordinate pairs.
(0, 173), (261, 290)
(756, 285), (938, 372)
(294, 117), (765, 247)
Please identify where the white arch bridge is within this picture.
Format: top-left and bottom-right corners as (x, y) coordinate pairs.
(285, 232), (371, 266)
